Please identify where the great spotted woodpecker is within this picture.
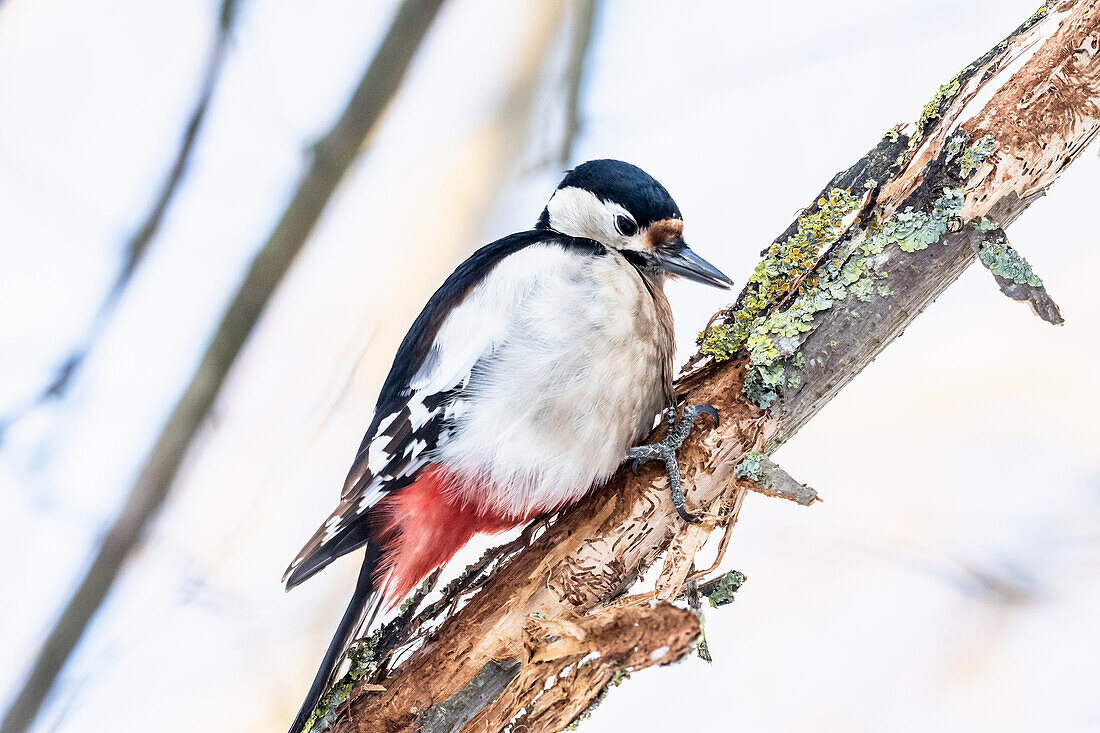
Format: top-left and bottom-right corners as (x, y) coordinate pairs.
(285, 159), (732, 731)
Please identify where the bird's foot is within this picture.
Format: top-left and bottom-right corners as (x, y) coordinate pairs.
(626, 404), (718, 523)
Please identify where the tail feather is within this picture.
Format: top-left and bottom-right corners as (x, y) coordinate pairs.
(288, 545), (379, 733)
(284, 519), (372, 591)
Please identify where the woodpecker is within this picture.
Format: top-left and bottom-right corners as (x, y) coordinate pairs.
(285, 159), (732, 732)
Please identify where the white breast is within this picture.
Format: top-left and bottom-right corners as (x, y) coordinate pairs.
(425, 242), (673, 519)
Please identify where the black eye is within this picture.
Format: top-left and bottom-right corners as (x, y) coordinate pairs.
(615, 214), (638, 237)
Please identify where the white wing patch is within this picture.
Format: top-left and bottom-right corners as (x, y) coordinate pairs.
(321, 515), (342, 542)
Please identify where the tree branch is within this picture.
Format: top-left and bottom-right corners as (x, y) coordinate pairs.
(0, 0), (238, 436)
(331, 2), (1100, 731)
(557, 0), (598, 167)
(0, 3), (446, 732)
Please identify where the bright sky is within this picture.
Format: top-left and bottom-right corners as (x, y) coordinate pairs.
(1, 1), (1097, 731)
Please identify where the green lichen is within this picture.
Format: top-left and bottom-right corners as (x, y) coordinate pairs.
(867, 187), (964, 253)
(706, 570), (747, 608)
(301, 630), (382, 732)
(791, 351), (806, 368)
(737, 187), (963, 407)
(944, 131), (970, 162)
(919, 74), (961, 129)
(746, 334), (778, 364)
(959, 134), (997, 176)
(690, 625), (712, 662)
(704, 181), (965, 410)
(743, 364), (783, 408)
(978, 237), (1043, 287)
(973, 216), (998, 232)
(735, 451), (764, 482)
(1024, 1), (1052, 30)
(838, 255), (866, 285)
(850, 277), (876, 302)
(903, 0), (1048, 166)
(695, 323), (741, 361)
(698, 188), (862, 360)
(904, 71), (964, 159)
(397, 575), (436, 614)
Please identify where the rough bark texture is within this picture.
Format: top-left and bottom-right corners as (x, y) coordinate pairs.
(328, 3), (1099, 731)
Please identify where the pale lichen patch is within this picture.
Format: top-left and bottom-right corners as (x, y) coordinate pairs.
(958, 134), (998, 176)
(968, 220), (1063, 325)
(698, 188), (862, 361)
(705, 570), (746, 608)
(733, 187), (964, 408)
(302, 630), (383, 732)
(978, 237), (1042, 287)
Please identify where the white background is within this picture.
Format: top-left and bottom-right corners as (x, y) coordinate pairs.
(0, 1), (1096, 731)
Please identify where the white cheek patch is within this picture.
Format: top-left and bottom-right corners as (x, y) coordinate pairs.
(546, 186), (634, 245)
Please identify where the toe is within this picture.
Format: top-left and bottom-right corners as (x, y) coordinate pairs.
(675, 505), (700, 524)
(693, 404), (719, 426)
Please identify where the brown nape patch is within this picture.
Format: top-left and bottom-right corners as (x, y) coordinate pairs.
(644, 218), (684, 250)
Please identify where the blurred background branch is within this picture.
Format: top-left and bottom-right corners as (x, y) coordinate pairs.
(557, 0), (597, 167)
(0, 1), (445, 731)
(0, 0), (239, 437)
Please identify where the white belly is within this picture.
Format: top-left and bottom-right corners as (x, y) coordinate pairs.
(435, 247), (672, 519)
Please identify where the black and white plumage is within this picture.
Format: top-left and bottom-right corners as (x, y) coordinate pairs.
(284, 159), (732, 733)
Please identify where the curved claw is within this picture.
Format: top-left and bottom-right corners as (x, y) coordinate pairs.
(675, 504), (700, 524)
(630, 458), (640, 475)
(692, 403), (719, 426)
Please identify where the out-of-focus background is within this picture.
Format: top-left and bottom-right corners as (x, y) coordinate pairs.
(1, 1), (1097, 731)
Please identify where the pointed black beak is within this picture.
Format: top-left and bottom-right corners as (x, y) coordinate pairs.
(655, 241), (733, 289)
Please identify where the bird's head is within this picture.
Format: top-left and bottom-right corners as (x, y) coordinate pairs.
(537, 159), (732, 289)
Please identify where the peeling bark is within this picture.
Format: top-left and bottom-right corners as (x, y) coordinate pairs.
(458, 604), (699, 733)
(333, 3), (1100, 731)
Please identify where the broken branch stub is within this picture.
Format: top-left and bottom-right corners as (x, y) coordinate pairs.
(735, 452), (819, 506)
(970, 223), (1064, 324)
